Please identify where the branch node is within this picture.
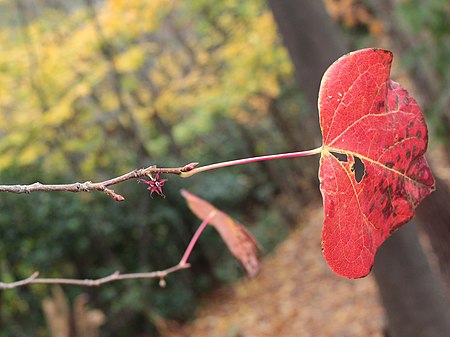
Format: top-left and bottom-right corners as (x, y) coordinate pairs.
(79, 181), (92, 192)
(181, 162), (200, 172)
(28, 182), (42, 193)
(0, 271), (39, 290)
(103, 187), (125, 202)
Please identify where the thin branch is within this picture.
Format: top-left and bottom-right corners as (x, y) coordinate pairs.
(180, 210), (217, 265)
(0, 147), (323, 200)
(0, 207), (216, 289)
(0, 162), (199, 201)
(180, 146), (323, 177)
(0, 264), (191, 290)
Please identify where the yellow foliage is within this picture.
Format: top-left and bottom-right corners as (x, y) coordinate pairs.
(101, 0), (173, 38)
(116, 47), (146, 73)
(18, 142), (49, 167)
(0, 0), (293, 174)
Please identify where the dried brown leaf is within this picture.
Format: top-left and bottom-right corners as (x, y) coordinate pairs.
(181, 190), (261, 277)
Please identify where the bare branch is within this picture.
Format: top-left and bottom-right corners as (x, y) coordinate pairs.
(0, 264), (191, 290)
(0, 201), (212, 290)
(0, 162), (199, 201)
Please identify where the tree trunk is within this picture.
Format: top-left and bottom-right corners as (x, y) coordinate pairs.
(268, 0), (450, 335)
(416, 177), (450, 295)
(373, 222), (450, 337)
(267, 0), (346, 110)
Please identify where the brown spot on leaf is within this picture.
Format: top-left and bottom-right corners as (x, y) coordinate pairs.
(381, 186), (393, 219)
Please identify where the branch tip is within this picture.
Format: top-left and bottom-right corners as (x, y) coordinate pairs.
(181, 162), (200, 172)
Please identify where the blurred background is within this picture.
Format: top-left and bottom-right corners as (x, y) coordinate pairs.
(0, 0), (449, 336)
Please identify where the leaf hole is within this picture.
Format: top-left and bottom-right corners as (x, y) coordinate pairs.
(351, 156), (366, 183)
(330, 151), (348, 162)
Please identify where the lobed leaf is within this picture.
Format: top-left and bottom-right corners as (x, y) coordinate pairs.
(318, 48), (435, 278)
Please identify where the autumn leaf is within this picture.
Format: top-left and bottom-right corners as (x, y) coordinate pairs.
(318, 48), (435, 278)
(181, 190), (261, 278)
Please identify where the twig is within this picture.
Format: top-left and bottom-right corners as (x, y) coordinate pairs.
(0, 264), (191, 290)
(179, 147), (322, 177)
(0, 210), (215, 290)
(0, 162), (199, 201)
(0, 147), (323, 200)
(180, 210), (216, 265)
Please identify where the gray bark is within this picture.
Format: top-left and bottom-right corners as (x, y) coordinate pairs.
(267, 0), (346, 110)
(374, 222), (450, 337)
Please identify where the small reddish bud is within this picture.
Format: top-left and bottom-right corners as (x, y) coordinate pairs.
(181, 162), (199, 172)
(114, 195), (125, 202)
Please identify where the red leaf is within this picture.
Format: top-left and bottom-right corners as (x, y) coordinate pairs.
(181, 190), (261, 277)
(318, 48), (435, 278)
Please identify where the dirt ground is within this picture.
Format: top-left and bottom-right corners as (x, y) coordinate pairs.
(165, 208), (385, 337)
